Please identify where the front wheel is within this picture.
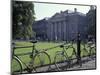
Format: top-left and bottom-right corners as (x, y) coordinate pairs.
(54, 53), (70, 71)
(11, 56), (22, 74)
(81, 48), (89, 57)
(32, 52), (51, 72)
(89, 46), (96, 59)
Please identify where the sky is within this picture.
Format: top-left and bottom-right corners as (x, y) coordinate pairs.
(34, 2), (91, 20)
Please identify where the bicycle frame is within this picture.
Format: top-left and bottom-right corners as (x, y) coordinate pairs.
(11, 42), (37, 73)
(81, 41), (96, 57)
(62, 43), (77, 59)
(11, 41), (51, 73)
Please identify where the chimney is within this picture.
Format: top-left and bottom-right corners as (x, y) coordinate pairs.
(65, 10), (68, 14)
(60, 11), (63, 13)
(90, 5), (96, 10)
(74, 8), (77, 13)
(66, 10), (68, 14)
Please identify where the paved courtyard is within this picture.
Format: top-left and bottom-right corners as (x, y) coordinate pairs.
(22, 55), (96, 74)
(67, 56), (96, 70)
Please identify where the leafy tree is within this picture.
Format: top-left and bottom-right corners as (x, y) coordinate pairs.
(12, 1), (35, 40)
(86, 6), (96, 38)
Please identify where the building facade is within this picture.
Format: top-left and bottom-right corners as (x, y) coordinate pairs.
(33, 8), (87, 41)
(47, 8), (87, 41)
(32, 19), (48, 40)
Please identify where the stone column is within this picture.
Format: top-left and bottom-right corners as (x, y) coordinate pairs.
(63, 21), (66, 41)
(53, 22), (55, 40)
(50, 23), (53, 41)
(59, 21), (62, 41)
(58, 22), (60, 40)
(61, 21), (63, 40)
(47, 22), (51, 41)
(56, 22), (59, 41)
(55, 22), (57, 41)
(66, 22), (69, 41)
(52, 22), (55, 41)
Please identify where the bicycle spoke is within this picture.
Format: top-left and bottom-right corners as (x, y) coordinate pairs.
(55, 54), (69, 71)
(33, 52), (51, 72)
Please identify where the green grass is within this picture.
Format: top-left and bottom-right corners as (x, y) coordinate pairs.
(12, 42), (64, 70)
(12, 41), (96, 72)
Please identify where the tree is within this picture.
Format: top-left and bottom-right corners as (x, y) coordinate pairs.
(86, 6), (96, 39)
(12, 1), (35, 40)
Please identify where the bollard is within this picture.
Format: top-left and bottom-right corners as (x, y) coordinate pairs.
(77, 33), (82, 67)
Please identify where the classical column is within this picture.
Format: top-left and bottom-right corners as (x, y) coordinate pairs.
(54, 22), (57, 41)
(56, 22), (59, 40)
(63, 21), (66, 41)
(59, 21), (62, 41)
(47, 22), (51, 41)
(50, 23), (53, 41)
(61, 21), (63, 40)
(52, 22), (54, 40)
(66, 22), (69, 41)
(52, 22), (55, 40)
(58, 22), (60, 40)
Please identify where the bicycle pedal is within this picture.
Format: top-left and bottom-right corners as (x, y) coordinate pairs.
(60, 45), (64, 48)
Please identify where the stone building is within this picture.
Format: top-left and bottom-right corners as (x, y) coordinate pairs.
(47, 8), (87, 41)
(33, 8), (87, 41)
(32, 19), (48, 40)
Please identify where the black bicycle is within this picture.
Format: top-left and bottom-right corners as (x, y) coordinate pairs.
(11, 40), (51, 74)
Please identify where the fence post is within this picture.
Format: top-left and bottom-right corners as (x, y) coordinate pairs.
(77, 33), (82, 66)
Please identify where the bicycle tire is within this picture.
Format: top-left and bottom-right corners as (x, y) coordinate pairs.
(32, 52), (51, 72)
(11, 56), (22, 74)
(54, 53), (70, 71)
(81, 43), (89, 57)
(81, 48), (89, 57)
(89, 46), (96, 58)
(67, 46), (77, 59)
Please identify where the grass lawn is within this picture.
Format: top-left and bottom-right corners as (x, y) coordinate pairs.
(12, 41), (96, 72)
(13, 41), (64, 70)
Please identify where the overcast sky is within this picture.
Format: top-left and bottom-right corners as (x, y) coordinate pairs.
(34, 2), (91, 20)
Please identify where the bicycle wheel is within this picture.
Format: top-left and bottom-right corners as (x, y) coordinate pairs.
(89, 46), (96, 58)
(32, 52), (51, 72)
(81, 43), (89, 57)
(81, 48), (89, 57)
(54, 53), (70, 71)
(11, 56), (22, 74)
(66, 46), (77, 59)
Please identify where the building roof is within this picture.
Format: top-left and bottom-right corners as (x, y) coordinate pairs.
(49, 9), (86, 20)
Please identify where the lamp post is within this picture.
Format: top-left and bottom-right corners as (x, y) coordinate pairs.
(77, 32), (82, 66)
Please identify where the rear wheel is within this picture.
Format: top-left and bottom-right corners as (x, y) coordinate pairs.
(89, 46), (96, 59)
(81, 48), (89, 57)
(11, 56), (22, 74)
(54, 53), (70, 71)
(32, 52), (51, 72)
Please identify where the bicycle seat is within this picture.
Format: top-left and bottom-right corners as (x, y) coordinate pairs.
(30, 40), (37, 43)
(12, 42), (16, 47)
(60, 45), (64, 48)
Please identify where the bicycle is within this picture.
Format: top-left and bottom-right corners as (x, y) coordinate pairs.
(54, 41), (77, 71)
(11, 40), (51, 74)
(81, 41), (96, 59)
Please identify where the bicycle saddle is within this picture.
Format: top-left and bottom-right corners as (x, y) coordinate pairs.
(30, 40), (37, 43)
(60, 45), (64, 48)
